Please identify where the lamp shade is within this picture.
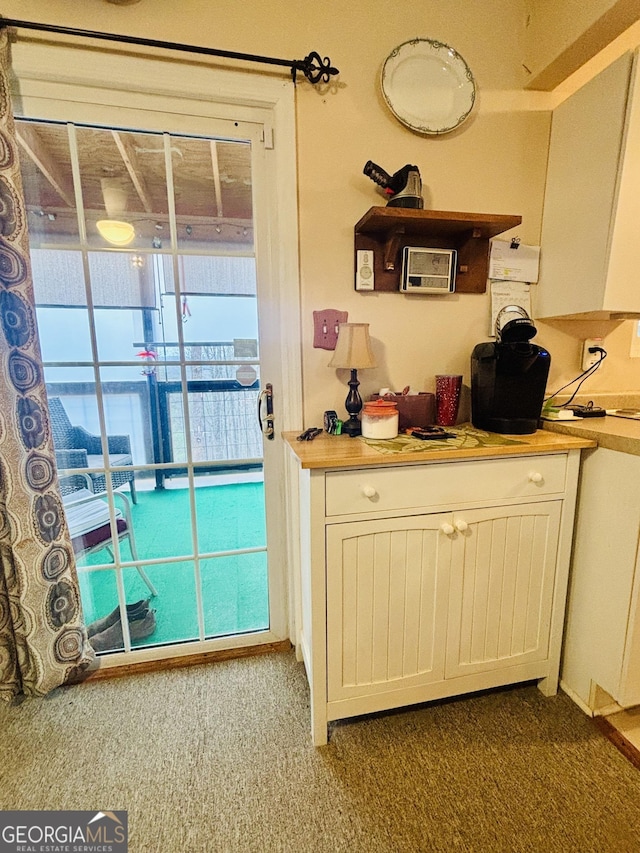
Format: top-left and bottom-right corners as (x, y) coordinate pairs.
(329, 323), (376, 369)
(101, 178), (128, 218)
(97, 178), (135, 246)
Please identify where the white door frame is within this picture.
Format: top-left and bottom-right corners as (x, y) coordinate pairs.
(11, 40), (302, 655)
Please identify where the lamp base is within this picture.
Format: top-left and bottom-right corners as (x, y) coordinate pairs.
(342, 415), (362, 437)
(343, 368), (363, 437)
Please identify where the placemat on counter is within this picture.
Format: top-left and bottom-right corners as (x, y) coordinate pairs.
(361, 423), (526, 454)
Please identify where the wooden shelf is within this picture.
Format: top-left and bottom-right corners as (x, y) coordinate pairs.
(355, 207), (522, 294)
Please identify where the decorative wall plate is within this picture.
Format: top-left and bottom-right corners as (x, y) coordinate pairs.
(381, 38), (476, 135)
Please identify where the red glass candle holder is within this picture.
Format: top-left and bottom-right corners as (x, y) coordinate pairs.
(435, 374), (462, 426)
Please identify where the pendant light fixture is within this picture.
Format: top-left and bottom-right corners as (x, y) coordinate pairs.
(96, 178), (135, 246)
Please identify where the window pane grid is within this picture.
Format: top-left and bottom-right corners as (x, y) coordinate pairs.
(18, 116), (268, 657)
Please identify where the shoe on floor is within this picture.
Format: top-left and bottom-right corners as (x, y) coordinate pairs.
(86, 599), (151, 638)
(90, 609), (157, 653)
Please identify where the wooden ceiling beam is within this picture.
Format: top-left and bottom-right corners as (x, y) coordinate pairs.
(16, 124), (75, 208)
(112, 131), (153, 213)
(209, 141), (224, 219)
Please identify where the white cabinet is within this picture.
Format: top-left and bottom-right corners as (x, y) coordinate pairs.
(561, 447), (640, 711)
(537, 51), (640, 319)
(446, 503), (562, 678)
(292, 447), (583, 745)
(326, 502), (562, 706)
(326, 514), (450, 703)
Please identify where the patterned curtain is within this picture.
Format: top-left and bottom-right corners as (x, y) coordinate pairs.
(0, 31), (96, 701)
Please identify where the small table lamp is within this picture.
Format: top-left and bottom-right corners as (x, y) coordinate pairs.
(328, 323), (377, 437)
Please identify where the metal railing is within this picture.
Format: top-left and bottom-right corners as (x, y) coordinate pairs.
(47, 378), (263, 489)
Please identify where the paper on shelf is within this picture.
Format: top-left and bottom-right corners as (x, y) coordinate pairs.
(490, 281), (532, 337)
(489, 239), (540, 282)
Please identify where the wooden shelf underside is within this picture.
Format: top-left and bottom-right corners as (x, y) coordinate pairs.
(355, 207), (522, 294)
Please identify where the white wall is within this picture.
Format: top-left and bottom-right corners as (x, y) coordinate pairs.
(6, 0), (640, 424)
(292, 1), (551, 424)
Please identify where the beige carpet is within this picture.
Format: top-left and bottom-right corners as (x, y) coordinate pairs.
(1, 650), (639, 852)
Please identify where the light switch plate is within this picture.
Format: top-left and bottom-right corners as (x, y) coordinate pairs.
(313, 309), (348, 350)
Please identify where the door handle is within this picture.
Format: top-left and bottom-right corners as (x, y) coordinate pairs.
(257, 382), (275, 440)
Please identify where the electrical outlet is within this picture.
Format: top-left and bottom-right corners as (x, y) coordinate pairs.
(582, 338), (604, 371)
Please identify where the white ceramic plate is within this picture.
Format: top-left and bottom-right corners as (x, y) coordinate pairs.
(381, 38), (475, 135)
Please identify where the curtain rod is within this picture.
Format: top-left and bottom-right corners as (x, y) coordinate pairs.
(0, 18), (339, 84)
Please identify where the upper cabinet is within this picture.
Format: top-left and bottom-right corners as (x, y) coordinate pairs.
(537, 51), (640, 319)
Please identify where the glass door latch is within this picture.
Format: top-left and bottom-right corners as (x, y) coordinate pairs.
(258, 383), (274, 440)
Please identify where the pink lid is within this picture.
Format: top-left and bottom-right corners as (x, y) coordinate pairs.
(363, 400), (398, 417)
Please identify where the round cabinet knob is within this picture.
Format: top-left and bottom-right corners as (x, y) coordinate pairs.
(528, 471), (543, 484)
(454, 519), (468, 532)
(362, 485), (377, 499)
(440, 522), (455, 536)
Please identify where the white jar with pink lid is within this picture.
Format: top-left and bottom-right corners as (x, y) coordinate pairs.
(361, 399), (399, 439)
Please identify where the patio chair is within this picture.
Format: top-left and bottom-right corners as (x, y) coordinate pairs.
(62, 477), (157, 597)
(49, 396), (137, 504)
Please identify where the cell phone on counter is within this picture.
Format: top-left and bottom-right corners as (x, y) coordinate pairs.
(408, 426), (456, 440)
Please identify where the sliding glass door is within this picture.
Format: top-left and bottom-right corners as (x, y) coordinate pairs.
(18, 115), (287, 662)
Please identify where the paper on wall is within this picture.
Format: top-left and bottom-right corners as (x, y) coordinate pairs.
(490, 281), (532, 337)
(489, 239), (540, 282)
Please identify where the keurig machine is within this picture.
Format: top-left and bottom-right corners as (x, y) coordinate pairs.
(471, 305), (550, 435)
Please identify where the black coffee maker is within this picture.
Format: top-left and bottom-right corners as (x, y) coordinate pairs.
(471, 306), (550, 435)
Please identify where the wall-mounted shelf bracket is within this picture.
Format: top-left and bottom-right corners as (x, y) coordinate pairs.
(384, 226), (405, 271)
(354, 207), (521, 293)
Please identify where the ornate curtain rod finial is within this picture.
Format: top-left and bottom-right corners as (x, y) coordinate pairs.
(294, 51), (339, 84)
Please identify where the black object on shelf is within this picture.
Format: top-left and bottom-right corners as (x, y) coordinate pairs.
(363, 161), (424, 209)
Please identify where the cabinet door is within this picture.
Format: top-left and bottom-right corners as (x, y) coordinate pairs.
(538, 52), (639, 318)
(618, 541), (640, 707)
(446, 502), (562, 679)
(326, 514), (452, 702)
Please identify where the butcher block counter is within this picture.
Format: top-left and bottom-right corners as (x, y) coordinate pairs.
(284, 426), (594, 469)
(284, 426), (594, 744)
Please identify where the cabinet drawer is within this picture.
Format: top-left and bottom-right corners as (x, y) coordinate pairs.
(325, 454), (567, 517)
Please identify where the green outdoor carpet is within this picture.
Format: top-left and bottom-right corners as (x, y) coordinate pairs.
(77, 482), (269, 649)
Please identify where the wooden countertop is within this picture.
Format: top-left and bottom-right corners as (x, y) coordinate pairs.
(283, 428), (595, 470)
(543, 414), (640, 457)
